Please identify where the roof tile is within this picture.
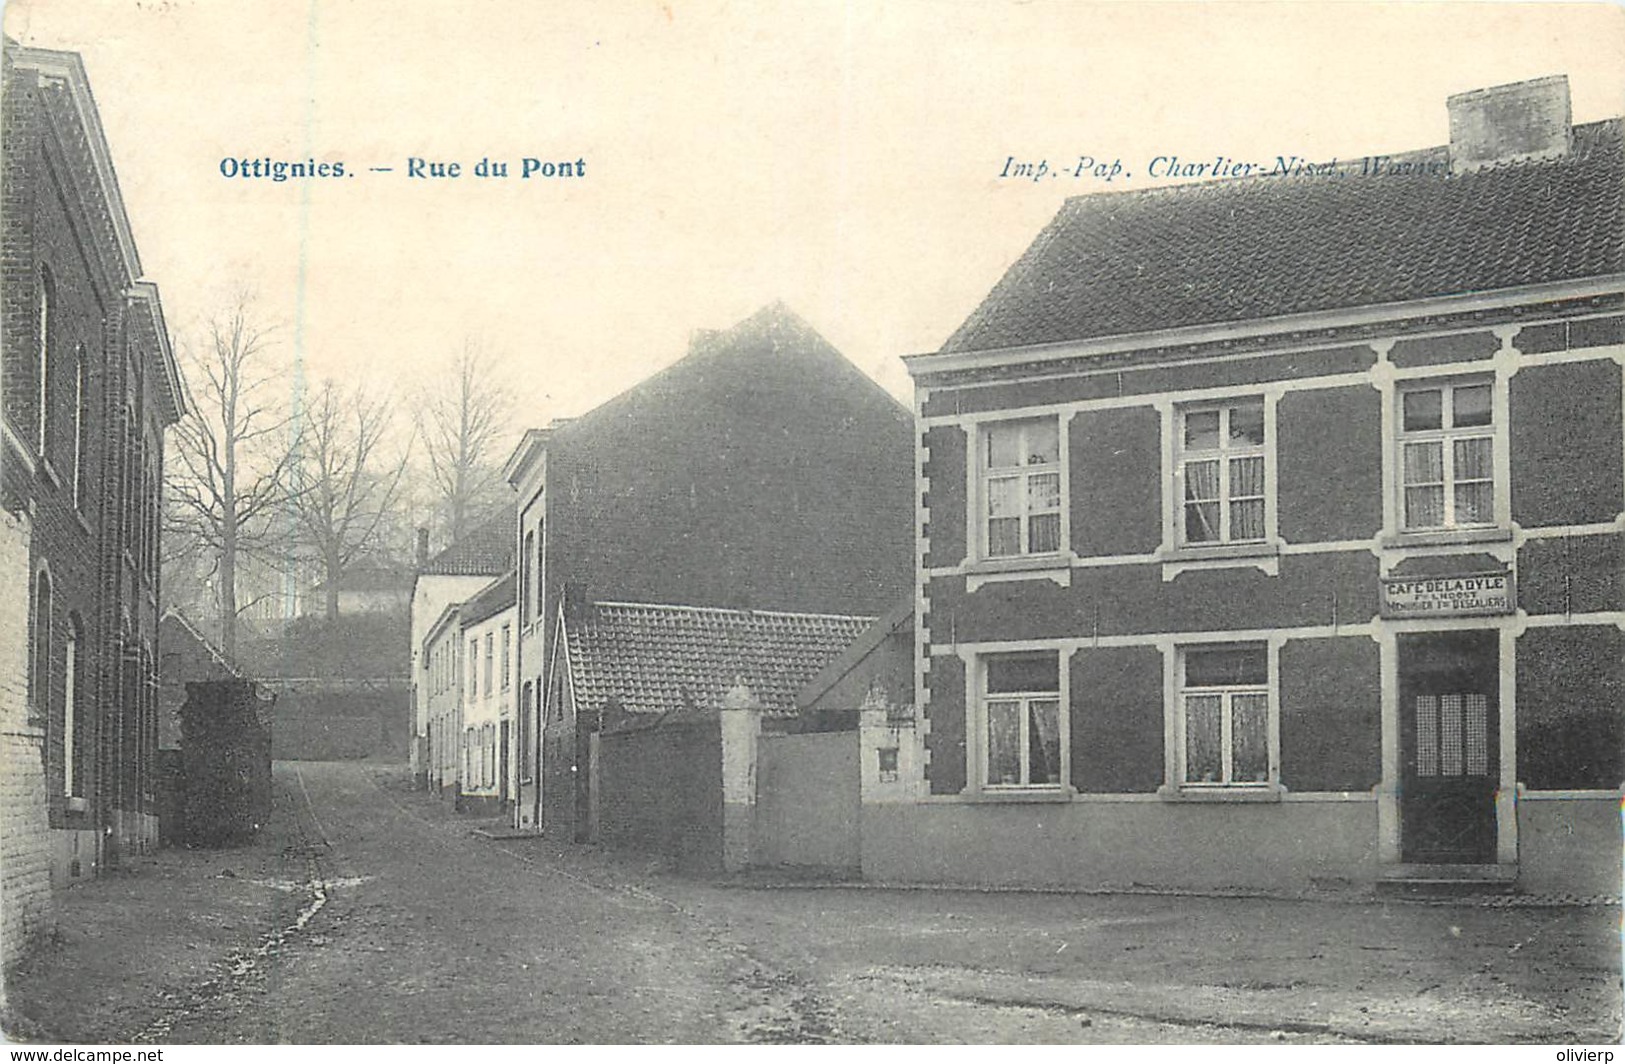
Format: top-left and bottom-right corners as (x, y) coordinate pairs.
(943, 120), (1624, 353)
(565, 601), (874, 717)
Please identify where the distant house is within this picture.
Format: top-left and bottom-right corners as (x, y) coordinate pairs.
(505, 302), (916, 837)
(409, 516), (514, 786)
(299, 562), (413, 620)
(0, 41), (185, 967)
(894, 77), (1624, 896)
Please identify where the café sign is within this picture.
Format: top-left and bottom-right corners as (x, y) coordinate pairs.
(1380, 572), (1515, 618)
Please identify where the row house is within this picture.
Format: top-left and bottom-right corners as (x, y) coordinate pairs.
(889, 77), (1623, 895)
(456, 572), (516, 813)
(1, 42), (185, 965)
(505, 303), (916, 837)
(419, 570), (517, 808)
(409, 517), (513, 787)
(421, 600), (463, 797)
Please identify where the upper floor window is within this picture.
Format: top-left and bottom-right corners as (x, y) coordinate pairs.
(521, 531), (535, 625)
(981, 418), (1061, 558)
(500, 625), (512, 691)
(36, 268), (53, 455)
(1398, 381), (1495, 531)
(484, 633), (494, 695)
(1179, 644), (1272, 787)
(468, 638), (478, 699)
(1179, 398), (1266, 545)
(981, 651), (1063, 789)
(72, 346), (88, 507)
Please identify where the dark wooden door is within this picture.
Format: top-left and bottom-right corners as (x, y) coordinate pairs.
(1399, 631), (1498, 864)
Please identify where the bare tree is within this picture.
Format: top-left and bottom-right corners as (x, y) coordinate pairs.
(414, 341), (513, 546)
(164, 296), (299, 656)
(286, 379), (410, 620)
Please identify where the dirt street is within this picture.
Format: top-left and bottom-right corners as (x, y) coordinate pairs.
(4, 761), (1618, 1044)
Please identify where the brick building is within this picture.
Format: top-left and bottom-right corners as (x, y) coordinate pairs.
(506, 302), (915, 837)
(1, 41), (184, 965)
(890, 77), (1623, 894)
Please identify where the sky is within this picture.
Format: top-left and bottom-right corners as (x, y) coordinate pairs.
(5, 0), (1623, 431)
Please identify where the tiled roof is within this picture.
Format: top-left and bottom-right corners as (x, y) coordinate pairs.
(565, 601), (874, 717)
(461, 571), (516, 626)
(942, 119), (1624, 353)
(419, 514), (514, 576)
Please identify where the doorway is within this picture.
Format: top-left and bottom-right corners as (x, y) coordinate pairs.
(1398, 630), (1499, 864)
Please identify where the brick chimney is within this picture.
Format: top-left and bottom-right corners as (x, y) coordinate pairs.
(415, 526), (430, 568)
(1448, 75), (1571, 170)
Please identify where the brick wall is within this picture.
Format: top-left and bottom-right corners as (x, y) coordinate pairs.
(0, 510), (54, 972)
(4, 46), (171, 873)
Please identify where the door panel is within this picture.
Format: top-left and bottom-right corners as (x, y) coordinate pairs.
(1399, 631), (1498, 864)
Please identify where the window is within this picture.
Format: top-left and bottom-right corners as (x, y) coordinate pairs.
(1179, 398), (1266, 545)
(36, 268), (52, 455)
(500, 625), (511, 691)
(468, 639), (478, 699)
(484, 633), (494, 695)
(521, 531), (534, 625)
(72, 346), (88, 506)
(1178, 644), (1272, 787)
(981, 652), (1062, 788)
(63, 617), (80, 797)
(981, 418), (1061, 558)
(1398, 381), (1495, 531)
(31, 571), (51, 727)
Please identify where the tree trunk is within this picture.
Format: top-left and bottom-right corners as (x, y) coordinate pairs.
(220, 524), (237, 658)
(325, 564), (340, 621)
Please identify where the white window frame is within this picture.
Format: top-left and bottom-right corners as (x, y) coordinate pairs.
(975, 649), (1068, 792)
(1175, 642), (1277, 790)
(977, 417), (1065, 560)
(36, 269), (51, 455)
(1396, 378), (1499, 533)
(71, 346), (87, 507)
(500, 625), (512, 691)
(1176, 397), (1269, 547)
(468, 638), (478, 699)
(63, 621), (77, 797)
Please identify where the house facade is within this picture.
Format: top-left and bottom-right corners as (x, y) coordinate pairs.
(506, 302), (916, 837)
(408, 517), (513, 786)
(1, 40), (184, 970)
(421, 600), (464, 796)
(890, 77), (1623, 895)
(457, 572), (516, 814)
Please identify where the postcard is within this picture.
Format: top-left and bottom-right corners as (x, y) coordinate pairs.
(2, 0), (1621, 1051)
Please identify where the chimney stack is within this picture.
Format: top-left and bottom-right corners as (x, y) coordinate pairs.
(415, 527), (430, 568)
(1448, 75), (1571, 171)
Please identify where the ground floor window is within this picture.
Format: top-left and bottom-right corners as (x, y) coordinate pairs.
(981, 650), (1063, 788)
(1178, 643), (1272, 787)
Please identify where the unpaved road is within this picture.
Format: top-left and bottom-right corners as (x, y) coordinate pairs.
(7, 761), (1618, 1044)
